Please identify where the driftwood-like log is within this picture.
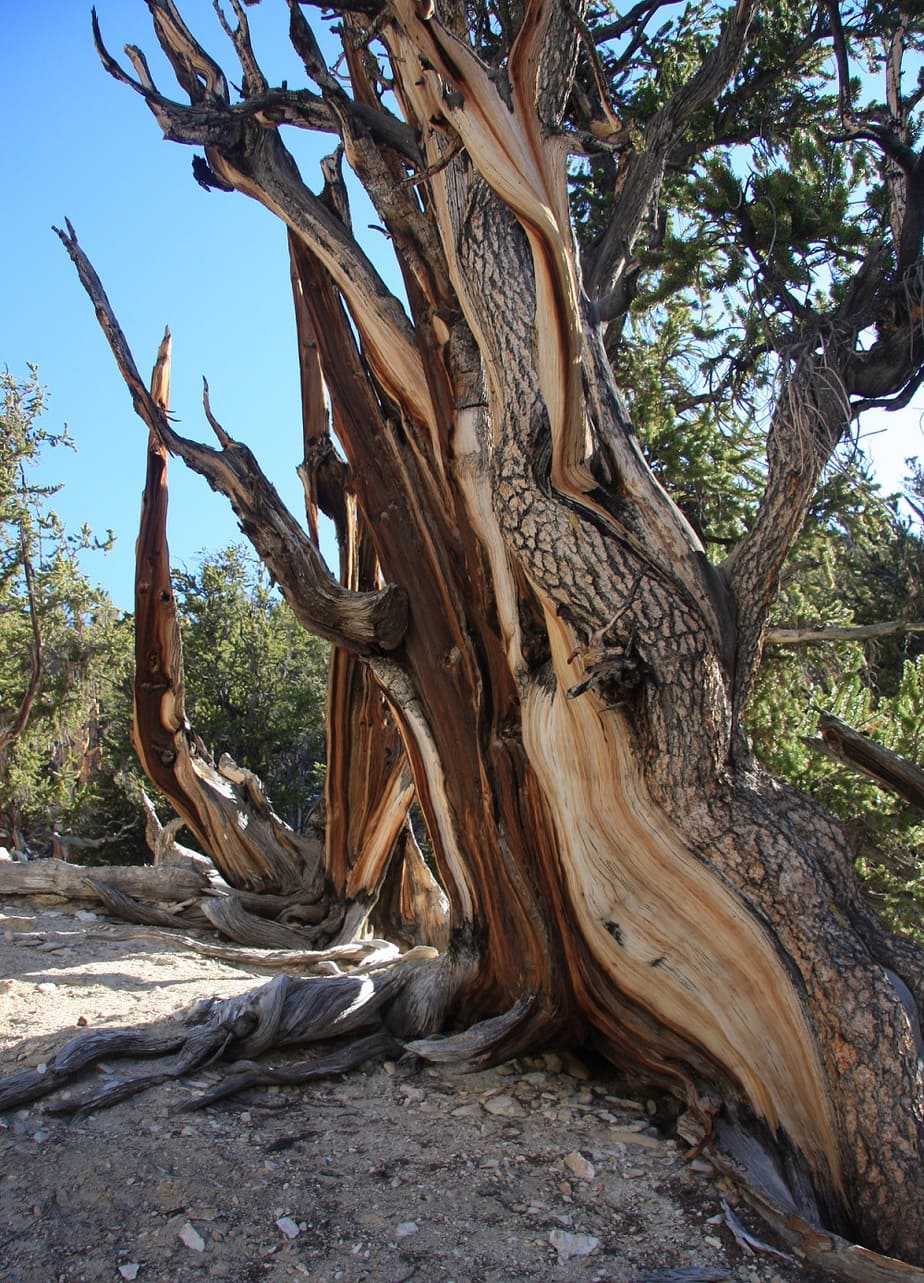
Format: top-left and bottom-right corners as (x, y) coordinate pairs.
(0, 857), (208, 903)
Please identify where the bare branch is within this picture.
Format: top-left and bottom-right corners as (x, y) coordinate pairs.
(92, 12), (421, 160)
(213, 0), (268, 96)
(765, 620), (924, 645)
(806, 712), (924, 812)
(145, 0), (230, 105)
(55, 221), (408, 655)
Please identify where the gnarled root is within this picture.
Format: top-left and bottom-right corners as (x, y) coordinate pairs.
(0, 951), (439, 1117)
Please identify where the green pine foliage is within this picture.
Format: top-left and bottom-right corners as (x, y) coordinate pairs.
(0, 370), (140, 860)
(174, 546), (330, 834)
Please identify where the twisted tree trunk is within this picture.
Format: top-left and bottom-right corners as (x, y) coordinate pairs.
(15, 0), (924, 1271)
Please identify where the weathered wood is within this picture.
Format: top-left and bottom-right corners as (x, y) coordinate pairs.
(85, 878), (193, 928)
(179, 1030), (403, 1110)
(766, 620), (924, 645)
(0, 857), (208, 903)
(199, 895), (336, 949)
(806, 712), (924, 811)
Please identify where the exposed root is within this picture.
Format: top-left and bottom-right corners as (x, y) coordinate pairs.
(178, 1030), (403, 1111)
(88, 925), (410, 972)
(198, 893), (339, 949)
(406, 996), (537, 1068)
(85, 877), (197, 929)
(0, 952), (442, 1117)
(0, 1027), (187, 1112)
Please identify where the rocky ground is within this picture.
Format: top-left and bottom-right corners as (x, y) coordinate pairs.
(0, 898), (837, 1283)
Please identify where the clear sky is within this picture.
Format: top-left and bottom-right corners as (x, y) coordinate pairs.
(3, 2), (922, 612)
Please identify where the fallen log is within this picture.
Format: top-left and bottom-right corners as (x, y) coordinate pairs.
(0, 858), (208, 903)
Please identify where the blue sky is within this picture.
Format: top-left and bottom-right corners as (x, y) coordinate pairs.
(3, 1), (343, 609)
(3, 2), (923, 612)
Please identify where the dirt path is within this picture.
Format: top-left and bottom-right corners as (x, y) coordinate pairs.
(0, 899), (835, 1283)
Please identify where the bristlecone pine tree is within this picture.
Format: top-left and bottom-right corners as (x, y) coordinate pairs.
(9, 0), (924, 1270)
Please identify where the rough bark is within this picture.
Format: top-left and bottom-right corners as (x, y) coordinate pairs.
(29, 0), (924, 1271)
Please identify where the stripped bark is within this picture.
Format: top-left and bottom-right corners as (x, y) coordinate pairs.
(131, 331), (329, 897)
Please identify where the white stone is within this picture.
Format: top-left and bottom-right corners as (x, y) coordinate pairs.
(118, 1265), (140, 1281)
(483, 1094), (527, 1119)
(178, 1223), (205, 1252)
(549, 1229), (600, 1261)
(276, 1216), (300, 1239)
(395, 1222), (419, 1238)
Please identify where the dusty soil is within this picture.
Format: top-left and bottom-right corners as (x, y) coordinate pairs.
(0, 898), (836, 1283)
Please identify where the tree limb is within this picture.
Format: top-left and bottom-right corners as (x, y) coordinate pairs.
(765, 620), (924, 645)
(585, 0), (758, 303)
(806, 712), (924, 812)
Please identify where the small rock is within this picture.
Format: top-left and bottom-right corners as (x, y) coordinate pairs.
(395, 1222), (419, 1238)
(450, 1104), (482, 1118)
(563, 1151), (595, 1182)
(118, 1265), (140, 1281)
(542, 1052), (564, 1074)
(483, 1094), (527, 1119)
(178, 1223), (206, 1252)
(36, 982), (57, 994)
(549, 1229), (600, 1261)
(276, 1217), (300, 1239)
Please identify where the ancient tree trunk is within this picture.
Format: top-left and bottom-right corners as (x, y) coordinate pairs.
(43, 0), (924, 1269)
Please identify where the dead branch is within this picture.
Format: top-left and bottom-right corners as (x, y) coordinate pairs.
(765, 620), (924, 645)
(805, 712), (924, 812)
(55, 222), (408, 656)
